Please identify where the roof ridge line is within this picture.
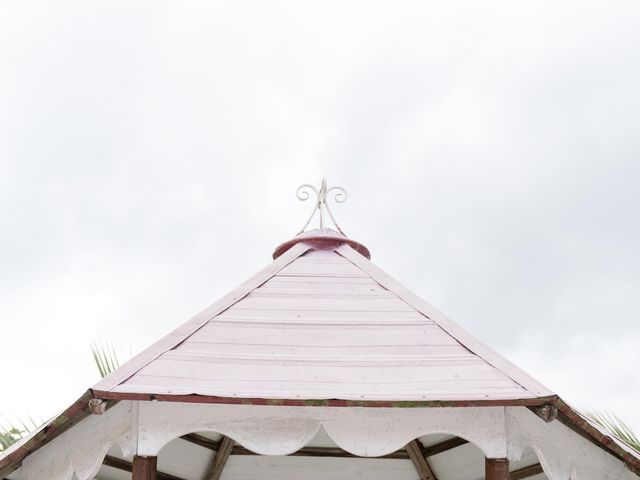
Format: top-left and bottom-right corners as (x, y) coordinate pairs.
(334, 244), (554, 398)
(92, 242), (312, 392)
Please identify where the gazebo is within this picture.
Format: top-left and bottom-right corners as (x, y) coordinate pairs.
(1, 181), (639, 480)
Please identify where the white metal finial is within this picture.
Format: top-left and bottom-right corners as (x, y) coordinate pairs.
(296, 178), (347, 235)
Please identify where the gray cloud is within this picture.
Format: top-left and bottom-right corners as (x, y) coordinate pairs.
(1, 0), (639, 430)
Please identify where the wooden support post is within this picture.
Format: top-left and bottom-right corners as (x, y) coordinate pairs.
(485, 458), (509, 480)
(204, 435), (235, 480)
(104, 456), (184, 480)
(406, 440), (437, 480)
(132, 455), (157, 480)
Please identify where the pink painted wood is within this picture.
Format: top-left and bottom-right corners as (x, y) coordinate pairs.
(93, 230), (553, 401)
(336, 244), (553, 397)
(93, 242), (311, 392)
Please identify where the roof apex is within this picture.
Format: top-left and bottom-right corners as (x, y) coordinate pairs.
(273, 228), (370, 259)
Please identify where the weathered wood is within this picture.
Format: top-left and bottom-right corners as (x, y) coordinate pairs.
(132, 455), (158, 480)
(485, 458), (509, 480)
(510, 463), (544, 480)
(96, 389), (555, 408)
(204, 435), (234, 480)
(406, 440), (437, 480)
(0, 390), (95, 479)
(181, 433), (467, 460)
(104, 455), (183, 480)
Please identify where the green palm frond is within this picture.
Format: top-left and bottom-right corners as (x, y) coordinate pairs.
(0, 426), (23, 452)
(586, 411), (640, 453)
(2, 337), (128, 452)
(0, 415), (41, 452)
(91, 337), (131, 379)
(2, 337), (129, 452)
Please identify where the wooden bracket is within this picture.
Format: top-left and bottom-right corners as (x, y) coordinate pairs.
(88, 398), (106, 415)
(204, 435), (235, 480)
(406, 440), (437, 480)
(532, 404), (558, 423)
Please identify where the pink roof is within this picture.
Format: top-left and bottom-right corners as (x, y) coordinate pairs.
(92, 229), (553, 402)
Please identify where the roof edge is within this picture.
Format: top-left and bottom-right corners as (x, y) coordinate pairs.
(335, 244), (554, 398)
(93, 242), (312, 393)
(555, 398), (640, 475)
(92, 390), (558, 408)
(0, 390), (96, 478)
(4, 392), (638, 477)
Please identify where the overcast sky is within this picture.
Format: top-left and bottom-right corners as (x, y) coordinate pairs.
(1, 0), (639, 436)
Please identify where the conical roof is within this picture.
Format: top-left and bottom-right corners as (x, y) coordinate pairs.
(3, 227), (640, 480)
(92, 229), (554, 404)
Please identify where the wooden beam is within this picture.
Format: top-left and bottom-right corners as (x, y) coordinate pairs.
(423, 436), (468, 457)
(96, 390), (557, 408)
(204, 435), (234, 480)
(406, 440), (437, 480)
(181, 433), (466, 460)
(105, 440), (531, 480)
(510, 462), (544, 480)
(104, 455), (184, 480)
(181, 433), (223, 451)
(485, 458), (509, 480)
(132, 456), (157, 480)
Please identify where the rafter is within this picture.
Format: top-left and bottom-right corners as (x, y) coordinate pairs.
(422, 436), (468, 456)
(510, 462), (544, 480)
(406, 440), (437, 480)
(204, 435), (234, 480)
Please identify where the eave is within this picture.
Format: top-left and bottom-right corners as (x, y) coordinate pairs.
(91, 390), (558, 408)
(3, 392), (640, 479)
(0, 391), (94, 478)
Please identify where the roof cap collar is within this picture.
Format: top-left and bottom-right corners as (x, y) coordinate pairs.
(273, 228), (370, 259)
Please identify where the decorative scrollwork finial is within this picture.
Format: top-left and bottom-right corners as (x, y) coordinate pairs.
(296, 178), (347, 235)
